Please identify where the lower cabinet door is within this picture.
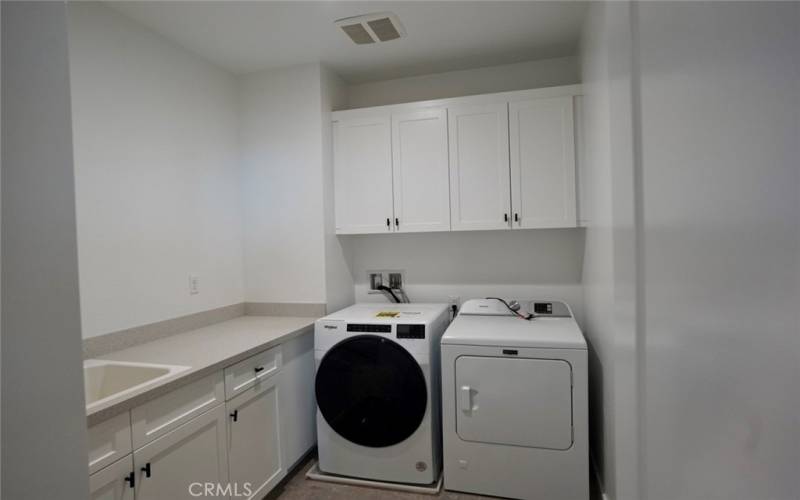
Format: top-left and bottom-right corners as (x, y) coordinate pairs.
(134, 405), (229, 500)
(227, 372), (283, 499)
(90, 455), (135, 500)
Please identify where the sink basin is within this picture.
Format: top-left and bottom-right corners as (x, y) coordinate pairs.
(84, 360), (190, 410)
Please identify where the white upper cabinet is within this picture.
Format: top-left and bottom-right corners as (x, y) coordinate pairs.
(391, 108), (451, 232)
(448, 103), (511, 231)
(509, 96), (577, 229)
(333, 116), (394, 234)
(332, 85), (581, 234)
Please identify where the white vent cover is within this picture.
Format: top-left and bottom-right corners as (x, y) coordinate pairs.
(335, 12), (406, 45)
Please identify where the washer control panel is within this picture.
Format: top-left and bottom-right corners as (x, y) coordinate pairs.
(396, 324), (425, 339)
(346, 324), (391, 333)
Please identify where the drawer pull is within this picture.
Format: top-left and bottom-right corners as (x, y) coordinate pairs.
(254, 366), (265, 373)
(230, 409), (239, 422)
(124, 471), (135, 488)
(141, 462), (151, 478)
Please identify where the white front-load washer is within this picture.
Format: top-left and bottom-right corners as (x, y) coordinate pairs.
(314, 303), (450, 485)
(441, 299), (589, 500)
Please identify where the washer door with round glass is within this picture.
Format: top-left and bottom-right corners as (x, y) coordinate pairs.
(316, 335), (427, 448)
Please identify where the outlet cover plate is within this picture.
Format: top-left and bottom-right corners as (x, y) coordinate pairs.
(367, 269), (405, 293)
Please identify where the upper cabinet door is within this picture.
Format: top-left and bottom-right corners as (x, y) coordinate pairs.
(509, 97), (577, 229)
(334, 116), (394, 234)
(448, 103), (511, 231)
(391, 109), (451, 233)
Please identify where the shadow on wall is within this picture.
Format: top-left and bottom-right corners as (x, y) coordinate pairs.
(586, 337), (607, 494)
(342, 228), (585, 285)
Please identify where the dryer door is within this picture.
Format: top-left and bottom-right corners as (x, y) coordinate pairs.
(316, 335), (428, 447)
(455, 356), (573, 450)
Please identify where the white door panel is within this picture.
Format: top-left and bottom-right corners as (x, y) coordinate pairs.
(227, 374), (283, 500)
(455, 356), (573, 450)
(134, 405), (229, 500)
(90, 455), (135, 500)
(448, 103), (512, 231)
(510, 97), (577, 228)
(333, 116), (394, 234)
(391, 109), (451, 232)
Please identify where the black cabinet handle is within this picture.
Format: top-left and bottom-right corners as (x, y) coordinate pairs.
(514, 213), (519, 222)
(395, 218), (399, 227)
(386, 218), (390, 228)
(230, 409), (238, 422)
(124, 471), (135, 488)
(254, 366), (265, 373)
(141, 462), (151, 478)
(504, 213), (508, 222)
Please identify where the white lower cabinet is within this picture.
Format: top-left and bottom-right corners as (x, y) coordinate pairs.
(227, 373), (283, 499)
(278, 331), (316, 467)
(88, 340), (316, 500)
(134, 405), (229, 500)
(90, 455), (135, 500)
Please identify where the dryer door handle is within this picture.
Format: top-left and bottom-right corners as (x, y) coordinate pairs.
(460, 385), (473, 412)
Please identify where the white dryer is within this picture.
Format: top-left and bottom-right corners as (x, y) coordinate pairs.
(441, 299), (588, 500)
(314, 303), (450, 485)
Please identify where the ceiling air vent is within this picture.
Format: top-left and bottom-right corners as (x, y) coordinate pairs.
(335, 12), (406, 45)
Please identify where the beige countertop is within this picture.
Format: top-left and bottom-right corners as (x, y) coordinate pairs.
(87, 315), (315, 426)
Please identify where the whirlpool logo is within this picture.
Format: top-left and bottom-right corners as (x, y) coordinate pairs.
(189, 482), (253, 497)
(323, 324), (338, 330)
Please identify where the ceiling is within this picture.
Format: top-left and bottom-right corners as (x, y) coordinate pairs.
(109, 1), (587, 83)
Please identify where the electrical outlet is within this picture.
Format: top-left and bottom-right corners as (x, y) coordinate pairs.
(189, 275), (200, 295)
(367, 270), (405, 293)
(369, 272), (383, 290)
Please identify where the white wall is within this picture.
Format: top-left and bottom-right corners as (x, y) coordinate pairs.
(579, 3), (641, 500)
(320, 67), (355, 313)
(347, 229), (585, 324)
(1, 2), (89, 496)
(68, 3), (244, 338)
(346, 56), (579, 109)
(582, 3), (800, 500)
(239, 64), (328, 305)
(635, 3), (799, 500)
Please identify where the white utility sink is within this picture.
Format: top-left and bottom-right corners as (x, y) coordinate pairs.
(84, 359), (190, 410)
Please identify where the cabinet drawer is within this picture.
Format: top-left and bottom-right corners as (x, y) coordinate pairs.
(88, 412), (133, 474)
(131, 371), (224, 449)
(224, 346), (282, 400)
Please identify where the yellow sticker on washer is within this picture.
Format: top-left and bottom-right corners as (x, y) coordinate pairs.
(375, 311), (400, 318)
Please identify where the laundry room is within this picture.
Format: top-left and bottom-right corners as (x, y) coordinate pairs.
(2, 2), (798, 500)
